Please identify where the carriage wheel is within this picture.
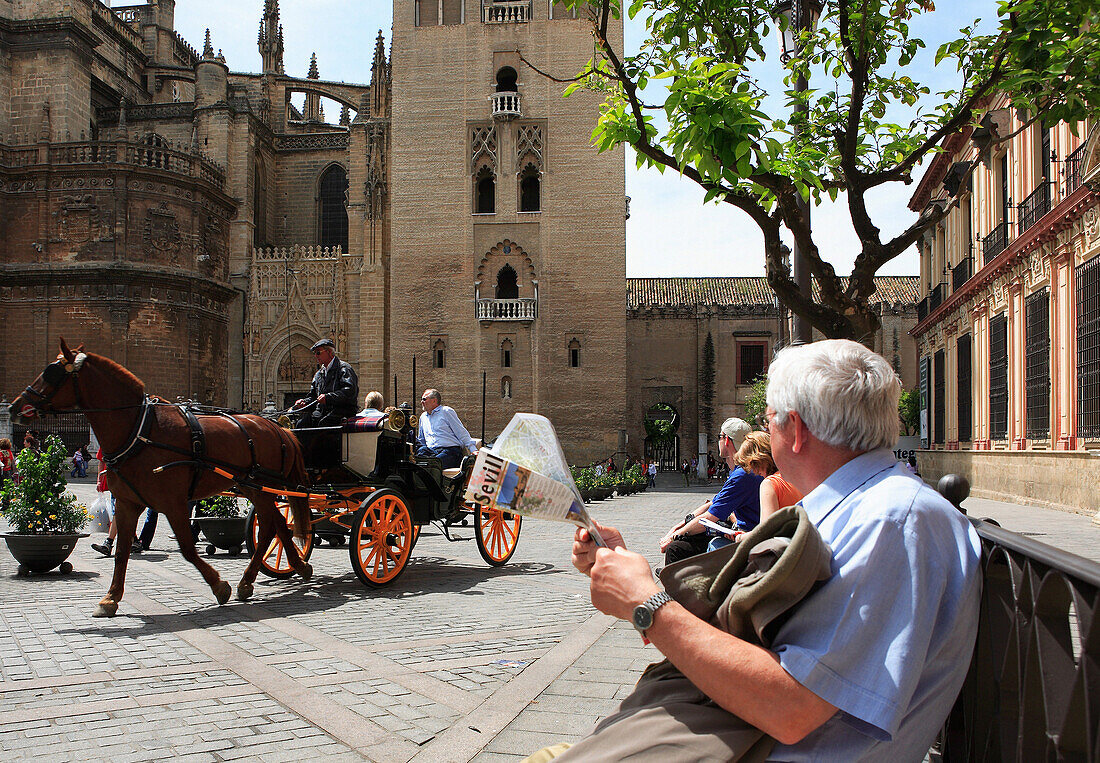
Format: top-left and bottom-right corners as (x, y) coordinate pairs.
(349, 490), (414, 587)
(474, 503), (522, 566)
(245, 501), (314, 580)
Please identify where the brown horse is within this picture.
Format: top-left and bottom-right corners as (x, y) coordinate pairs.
(11, 339), (313, 617)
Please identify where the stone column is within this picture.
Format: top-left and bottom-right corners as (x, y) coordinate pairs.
(0, 401), (11, 446)
(1008, 282), (1026, 449)
(1052, 249), (1077, 449)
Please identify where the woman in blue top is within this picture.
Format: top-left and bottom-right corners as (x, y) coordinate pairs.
(659, 417), (761, 564)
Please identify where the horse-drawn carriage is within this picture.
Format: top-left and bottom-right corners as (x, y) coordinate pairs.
(12, 340), (521, 617)
(247, 406), (523, 587)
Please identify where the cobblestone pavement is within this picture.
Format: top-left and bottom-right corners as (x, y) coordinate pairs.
(3, 476), (1098, 761)
(0, 481), (704, 762)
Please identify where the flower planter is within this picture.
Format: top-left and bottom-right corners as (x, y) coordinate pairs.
(195, 517), (247, 556)
(4, 533), (88, 576)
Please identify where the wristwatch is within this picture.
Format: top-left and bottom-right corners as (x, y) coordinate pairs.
(632, 591), (672, 634)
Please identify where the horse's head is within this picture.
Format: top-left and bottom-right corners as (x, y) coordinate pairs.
(12, 338), (88, 422)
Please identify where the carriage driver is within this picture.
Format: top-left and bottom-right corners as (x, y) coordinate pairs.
(293, 339), (359, 427)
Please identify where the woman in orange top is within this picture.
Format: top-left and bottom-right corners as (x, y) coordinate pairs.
(736, 431), (804, 522)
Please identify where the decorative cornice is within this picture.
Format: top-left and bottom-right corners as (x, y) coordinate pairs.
(274, 132), (349, 151)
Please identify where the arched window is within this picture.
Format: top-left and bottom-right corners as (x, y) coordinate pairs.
(318, 164), (348, 251)
(501, 338), (513, 368)
(501, 376), (512, 399)
(568, 338), (581, 368)
(495, 264), (519, 299)
(433, 339), (446, 369)
(475, 166), (495, 214)
(496, 67), (518, 93)
(519, 165), (540, 212)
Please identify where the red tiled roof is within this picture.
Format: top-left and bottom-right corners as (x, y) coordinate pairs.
(627, 276), (919, 310)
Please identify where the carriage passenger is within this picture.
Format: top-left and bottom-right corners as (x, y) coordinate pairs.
(358, 390), (384, 417)
(293, 339), (359, 428)
(416, 388), (477, 470)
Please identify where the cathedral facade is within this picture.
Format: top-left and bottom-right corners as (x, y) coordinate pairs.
(0, 0), (627, 461)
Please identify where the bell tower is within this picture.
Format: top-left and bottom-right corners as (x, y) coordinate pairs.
(387, 1), (627, 460)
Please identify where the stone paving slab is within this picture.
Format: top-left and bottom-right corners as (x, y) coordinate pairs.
(2, 479), (1097, 761)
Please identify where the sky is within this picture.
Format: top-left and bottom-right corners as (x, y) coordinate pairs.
(162, 0), (999, 278)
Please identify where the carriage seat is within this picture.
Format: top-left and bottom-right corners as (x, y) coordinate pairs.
(342, 414), (387, 476)
(442, 467), (462, 479)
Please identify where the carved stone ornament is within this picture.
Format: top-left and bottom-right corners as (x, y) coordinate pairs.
(143, 203), (182, 259)
(1083, 206), (1100, 248)
(57, 194), (112, 244)
(471, 126), (497, 173)
(516, 123), (543, 169)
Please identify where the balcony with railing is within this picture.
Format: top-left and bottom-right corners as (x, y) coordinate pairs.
(0, 139), (226, 190)
(1065, 142), (1086, 195)
(1018, 181), (1051, 233)
(981, 221), (1011, 265)
(929, 282), (948, 312)
(951, 258), (972, 292)
(490, 92), (522, 120)
(477, 298), (537, 321)
(917, 295), (929, 323)
(483, 0), (531, 22)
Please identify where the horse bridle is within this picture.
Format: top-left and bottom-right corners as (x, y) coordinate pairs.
(20, 353), (89, 416)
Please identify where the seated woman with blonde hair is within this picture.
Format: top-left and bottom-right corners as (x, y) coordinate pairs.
(708, 431), (803, 551)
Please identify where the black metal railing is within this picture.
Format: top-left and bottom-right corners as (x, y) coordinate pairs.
(1065, 142), (1086, 196)
(918, 295), (930, 323)
(982, 221), (1012, 265)
(1018, 182), (1052, 233)
(952, 259), (972, 292)
(934, 475), (1100, 761)
(930, 282), (948, 312)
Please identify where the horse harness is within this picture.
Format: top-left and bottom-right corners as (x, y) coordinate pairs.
(23, 353), (295, 503)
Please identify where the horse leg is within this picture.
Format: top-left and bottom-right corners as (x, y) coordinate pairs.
(94, 498), (141, 617)
(267, 498), (313, 581)
(236, 496), (279, 601)
(163, 501), (231, 606)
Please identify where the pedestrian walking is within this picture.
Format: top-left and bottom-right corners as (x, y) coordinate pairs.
(70, 447), (87, 478)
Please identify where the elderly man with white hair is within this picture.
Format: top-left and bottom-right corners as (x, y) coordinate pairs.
(561, 340), (981, 761)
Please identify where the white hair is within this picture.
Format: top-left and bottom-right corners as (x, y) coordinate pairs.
(766, 339), (900, 452)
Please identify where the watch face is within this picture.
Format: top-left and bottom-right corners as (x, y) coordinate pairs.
(632, 604), (652, 631)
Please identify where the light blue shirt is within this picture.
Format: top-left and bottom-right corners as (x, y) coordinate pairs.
(417, 405), (476, 452)
(769, 449), (982, 762)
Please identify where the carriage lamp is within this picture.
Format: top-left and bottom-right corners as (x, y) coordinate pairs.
(772, 0), (823, 63)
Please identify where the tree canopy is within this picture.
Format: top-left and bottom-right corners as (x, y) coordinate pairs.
(546, 0), (1100, 341)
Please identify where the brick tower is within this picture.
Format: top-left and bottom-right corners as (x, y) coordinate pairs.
(388, 0), (627, 461)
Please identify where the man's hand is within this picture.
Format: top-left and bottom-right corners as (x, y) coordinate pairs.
(292, 398), (307, 410)
(572, 522), (625, 576)
(318, 393), (327, 404)
(590, 547), (660, 621)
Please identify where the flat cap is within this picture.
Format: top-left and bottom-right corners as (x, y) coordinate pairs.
(310, 338), (335, 351)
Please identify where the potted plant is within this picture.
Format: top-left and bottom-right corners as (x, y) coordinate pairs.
(1, 435), (90, 576)
(572, 466), (595, 503)
(193, 494), (249, 556)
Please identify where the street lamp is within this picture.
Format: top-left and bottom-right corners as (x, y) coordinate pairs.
(772, 0), (822, 345)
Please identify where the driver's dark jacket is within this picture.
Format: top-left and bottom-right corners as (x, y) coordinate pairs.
(306, 358), (359, 426)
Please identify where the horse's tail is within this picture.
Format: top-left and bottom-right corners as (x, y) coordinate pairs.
(282, 428), (312, 542)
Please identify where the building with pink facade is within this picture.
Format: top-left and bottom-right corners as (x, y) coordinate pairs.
(910, 103), (1099, 512)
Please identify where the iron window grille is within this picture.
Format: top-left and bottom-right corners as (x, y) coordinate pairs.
(989, 314), (1009, 440)
(738, 343), (767, 385)
(933, 350), (946, 444)
(920, 356), (931, 448)
(1025, 289), (1050, 439)
(957, 334), (972, 442)
(1078, 255), (1100, 439)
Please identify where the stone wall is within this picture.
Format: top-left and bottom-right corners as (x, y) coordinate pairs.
(917, 448), (1100, 515)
